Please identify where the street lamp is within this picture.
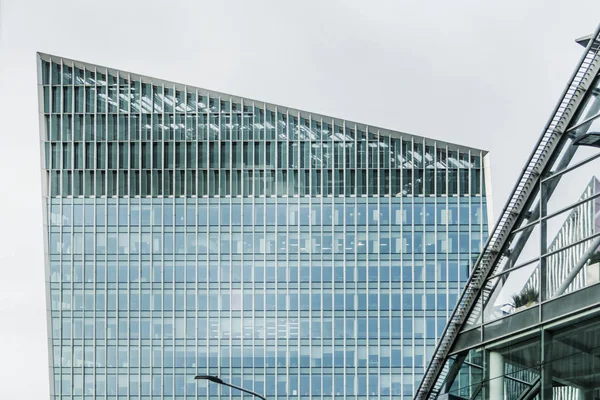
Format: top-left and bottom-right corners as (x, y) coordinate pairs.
(195, 375), (267, 400)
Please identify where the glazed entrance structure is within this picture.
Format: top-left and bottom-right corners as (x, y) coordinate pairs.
(415, 24), (600, 400)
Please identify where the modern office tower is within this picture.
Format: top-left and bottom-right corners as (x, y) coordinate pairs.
(38, 53), (490, 400)
(415, 26), (600, 400)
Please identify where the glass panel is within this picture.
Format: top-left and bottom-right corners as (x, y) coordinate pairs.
(495, 223), (541, 274)
(493, 189), (541, 276)
(443, 348), (484, 399)
(548, 319), (600, 398)
(483, 260), (539, 322)
(543, 156), (600, 216)
(444, 337), (541, 400)
(543, 234), (600, 300)
(545, 195), (600, 257)
(42, 60), (50, 84)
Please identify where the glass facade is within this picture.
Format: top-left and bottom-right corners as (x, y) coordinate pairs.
(38, 53), (489, 400)
(417, 28), (600, 400)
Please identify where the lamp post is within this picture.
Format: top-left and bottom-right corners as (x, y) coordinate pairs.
(195, 375), (267, 400)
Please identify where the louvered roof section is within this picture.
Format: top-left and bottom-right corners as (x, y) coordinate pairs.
(37, 52), (486, 155)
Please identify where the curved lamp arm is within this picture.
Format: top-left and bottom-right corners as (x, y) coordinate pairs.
(195, 375), (267, 400)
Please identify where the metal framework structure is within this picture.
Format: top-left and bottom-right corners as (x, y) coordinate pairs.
(414, 23), (600, 399)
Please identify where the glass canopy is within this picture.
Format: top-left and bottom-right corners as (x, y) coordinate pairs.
(416, 25), (600, 400)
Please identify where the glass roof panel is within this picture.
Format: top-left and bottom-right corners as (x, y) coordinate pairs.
(543, 159), (600, 216)
(484, 260), (539, 322)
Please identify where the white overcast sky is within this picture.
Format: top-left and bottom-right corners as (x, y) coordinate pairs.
(1, 0), (600, 397)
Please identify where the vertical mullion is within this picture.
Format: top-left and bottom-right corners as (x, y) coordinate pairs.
(375, 127), (381, 398)
(66, 60), (75, 194)
(159, 85), (164, 198)
(90, 66), (99, 400)
(410, 136), (416, 393)
(183, 86), (187, 197)
(195, 88), (200, 197)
